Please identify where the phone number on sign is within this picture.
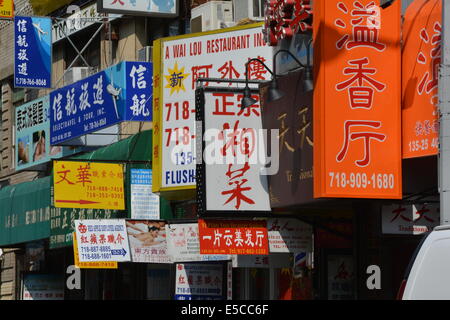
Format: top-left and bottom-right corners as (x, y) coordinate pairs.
(329, 172), (395, 190)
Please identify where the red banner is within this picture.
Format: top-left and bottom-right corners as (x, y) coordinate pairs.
(198, 219), (269, 255)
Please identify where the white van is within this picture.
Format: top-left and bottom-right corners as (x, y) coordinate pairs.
(399, 226), (450, 299)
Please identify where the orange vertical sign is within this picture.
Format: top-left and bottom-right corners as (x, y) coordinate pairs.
(402, 0), (441, 159)
(313, 0), (402, 199)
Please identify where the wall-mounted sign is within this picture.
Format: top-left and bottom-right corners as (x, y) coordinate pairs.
(197, 88), (271, 215)
(152, 23), (272, 192)
(73, 232), (118, 268)
(313, 0), (402, 199)
(402, 0), (441, 159)
(22, 274), (64, 300)
(53, 161), (125, 210)
(381, 203), (439, 235)
(267, 218), (312, 253)
(15, 96), (80, 171)
(97, 0), (178, 17)
(50, 61), (152, 145)
(130, 169), (160, 220)
(14, 16), (52, 88)
(198, 219), (269, 255)
(174, 263), (224, 300)
(126, 220), (171, 263)
(74, 219), (131, 262)
(0, 0), (14, 19)
(327, 254), (355, 300)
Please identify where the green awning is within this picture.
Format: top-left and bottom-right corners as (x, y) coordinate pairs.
(0, 176), (51, 247)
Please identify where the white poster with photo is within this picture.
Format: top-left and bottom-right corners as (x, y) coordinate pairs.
(267, 218), (313, 253)
(74, 219), (131, 262)
(126, 220), (172, 263)
(166, 223), (230, 262)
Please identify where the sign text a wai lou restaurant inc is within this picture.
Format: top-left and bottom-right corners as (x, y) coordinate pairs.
(313, 0), (402, 199)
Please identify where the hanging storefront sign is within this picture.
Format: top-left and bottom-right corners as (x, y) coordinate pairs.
(402, 0), (441, 159)
(22, 274), (64, 300)
(381, 203), (439, 235)
(197, 88), (271, 215)
(50, 207), (120, 249)
(174, 263), (225, 300)
(152, 23), (272, 192)
(15, 96), (81, 171)
(267, 218), (312, 253)
(14, 16), (52, 88)
(0, 0), (14, 19)
(198, 219), (269, 255)
(50, 61), (152, 145)
(97, 0), (178, 17)
(130, 169), (160, 220)
(166, 223), (231, 262)
(73, 232), (118, 268)
(53, 160), (125, 210)
(126, 220), (171, 263)
(74, 219), (131, 262)
(260, 70), (315, 208)
(313, 0), (402, 199)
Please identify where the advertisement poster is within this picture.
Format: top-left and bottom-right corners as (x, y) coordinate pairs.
(153, 24), (272, 192)
(313, 0), (402, 199)
(381, 203), (439, 235)
(73, 232), (118, 269)
(74, 219), (131, 262)
(14, 16), (52, 88)
(174, 263), (224, 300)
(166, 223), (230, 262)
(22, 274), (64, 300)
(267, 218), (313, 253)
(327, 254), (355, 300)
(198, 219), (269, 255)
(130, 169), (160, 220)
(126, 220), (171, 263)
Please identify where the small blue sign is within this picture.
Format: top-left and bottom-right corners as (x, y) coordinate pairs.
(14, 16), (52, 89)
(50, 61), (152, 145)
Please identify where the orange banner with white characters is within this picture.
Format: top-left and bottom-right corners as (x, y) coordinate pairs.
(402, 0), (441, 159)
(313, 0), (402, 199)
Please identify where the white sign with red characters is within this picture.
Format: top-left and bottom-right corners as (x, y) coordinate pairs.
(159, 25), (272, 190)
(74, 219), (131, 262)
(174, 263), (224, 300)
(203, 90), (271, 213)
(381, 203), (440, 235)
(267, 218), (312, 253)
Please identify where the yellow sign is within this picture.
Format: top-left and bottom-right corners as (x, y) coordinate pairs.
(53, 161), (125, 210)
(73, 233), (118, 269)
(0, 0), (14, 19)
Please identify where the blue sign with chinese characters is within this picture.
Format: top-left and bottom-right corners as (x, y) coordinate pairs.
(14, 16), (52, 89)
(50, 61), (152, 145)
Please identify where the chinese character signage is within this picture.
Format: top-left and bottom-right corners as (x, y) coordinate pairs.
(402, 0), (441, 159)
(0, 0), (13, 19)
(73, 232), (118, 268)
(327, 254), (355, 300)
(267, 218), (312, 253)
(50, 61), (152, 145)
(74, 219), (131, 262)
(130, 169), (160, 220)
(22, 274), (64, 300)
(152, 24), (272, 192)
(14, 16), (52, 88)
(166, 223), (231, 262)
(175, 263), (224, 300)
(15, 96), (81, 170)
(97, 0), (178, 17)
(53, 161), (125, 210)
(198, 89), (271, 214)
(381, 203), (439, 235)
(313, 0), (402, 199)
(198, 219), (269, 255)
(126, 220), (171, 263)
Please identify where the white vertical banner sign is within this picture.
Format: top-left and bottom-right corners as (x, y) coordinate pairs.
(130, 169), (160, 220)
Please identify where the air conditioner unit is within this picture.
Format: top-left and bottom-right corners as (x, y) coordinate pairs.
(190, 1), (234, 33)
(137, 46), (153, 62)
(63, 67), (93, 86)
(232, 0), (265, 23)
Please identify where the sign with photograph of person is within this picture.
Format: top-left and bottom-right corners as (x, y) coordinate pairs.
(126, 220), (171, 263)
(15, 96), (80, 171)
